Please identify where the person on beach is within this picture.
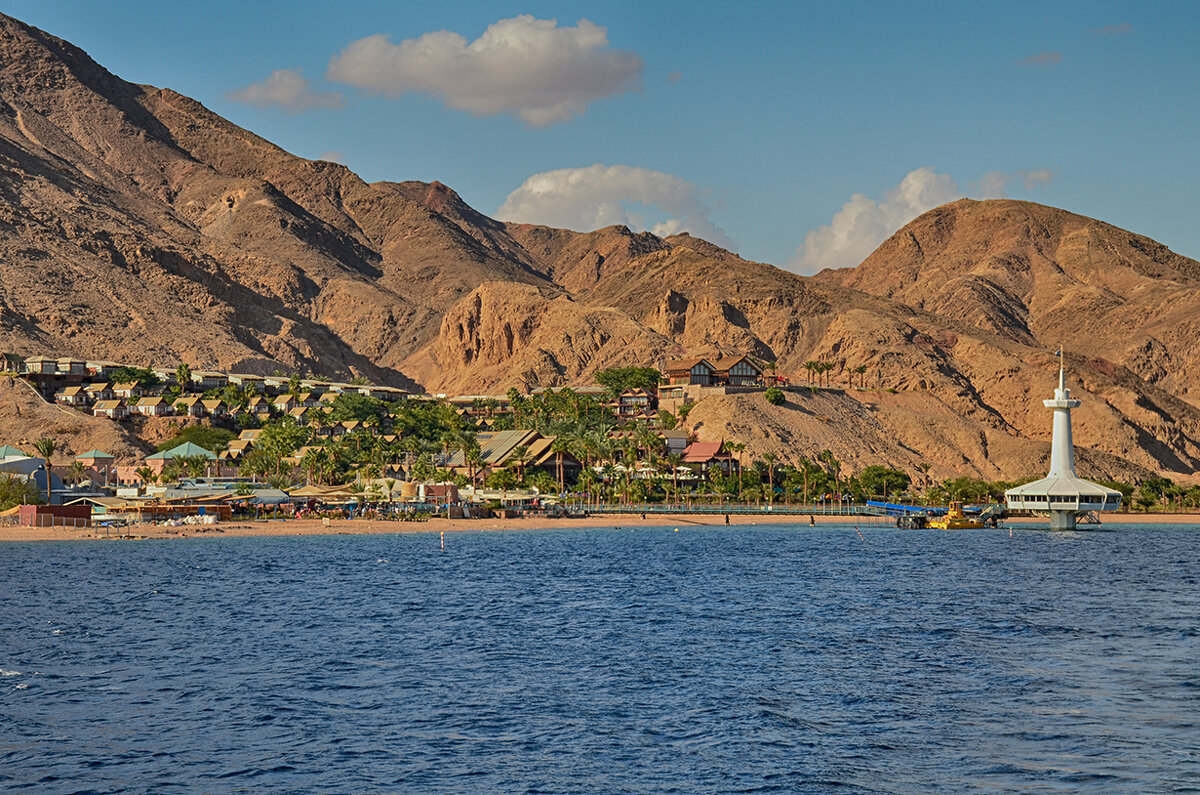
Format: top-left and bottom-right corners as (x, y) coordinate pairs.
(724, 514), (730, 525)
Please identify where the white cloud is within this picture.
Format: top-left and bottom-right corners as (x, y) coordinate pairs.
(792, 167), (962, 273)
(326, 15), (642, 126)
(793, 166), (1059, 273)
(496, 164), (734, 249)
(228, 69), (344, 112)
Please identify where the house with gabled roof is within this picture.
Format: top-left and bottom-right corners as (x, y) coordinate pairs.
(55, 385), (88, 406)
(247, 396), (271, 416)
(133, 396), (173, 417)
(84, 382), (114, 402)
(711, 355), (764, 387)
(273, 394), (299, 413)
(664, 357), (716, 386)
(174, 396), (204, 417)
(682, 440), (735, 474)
(112, 382), (144, 400)
(201, 399), (228, 418)
(144, 442), (217, 475)
(92, 399), (129, 420)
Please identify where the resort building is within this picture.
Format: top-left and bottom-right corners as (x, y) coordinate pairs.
(92, 399), (129, 420)
(664, 358), (717, 386)
(144, 442), (218, 476)
(711, 355), (764, 386)
(112, 382), (144, 400)
(84, 382), (114, 402)
(54, 385), (87, 406)
(174, 396), (204, 417)
(133, 396), (173, 417)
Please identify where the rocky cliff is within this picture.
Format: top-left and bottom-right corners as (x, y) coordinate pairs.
(1, 13), (1198, 481)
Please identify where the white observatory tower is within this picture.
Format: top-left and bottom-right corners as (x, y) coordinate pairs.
(1005, 353), (1122, 529)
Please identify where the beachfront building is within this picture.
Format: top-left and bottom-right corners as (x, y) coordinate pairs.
(76, 449), (116, 486)
(144, 442), (217, 476)
(609, 388), (657, 422)
(682, 440), (737, 474)
(1005, 360), (1122, 530)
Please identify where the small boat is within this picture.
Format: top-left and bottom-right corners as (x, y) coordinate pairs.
(927, 501), (984, 530)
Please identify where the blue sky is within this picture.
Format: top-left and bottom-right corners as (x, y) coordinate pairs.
(4, 0), (1197, 271)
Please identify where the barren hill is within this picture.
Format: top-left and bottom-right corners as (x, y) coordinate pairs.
(1, 12), (1198, 482)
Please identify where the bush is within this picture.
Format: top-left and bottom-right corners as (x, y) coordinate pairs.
(764, 387), (785, 405)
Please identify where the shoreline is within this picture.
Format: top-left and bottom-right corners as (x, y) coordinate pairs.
(1, 510), (1198, 542)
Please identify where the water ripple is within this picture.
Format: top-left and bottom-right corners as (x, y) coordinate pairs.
(2, 525), (1198, 792)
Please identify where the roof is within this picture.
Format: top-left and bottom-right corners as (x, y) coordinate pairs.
(93, 400), (125, 410)
(145, 442), (218, 461)
(112, 382), (140, 390)
(664, 357), (715, 373)
(710, 355), (763, 374)
(1005, 475), (1122, 498)
(56, 386), (84, 396)
(137, 396), (168, 406)
(76, 449), (115, 460)
(0, 445), (27, 457)
(682, 441), (726, 463)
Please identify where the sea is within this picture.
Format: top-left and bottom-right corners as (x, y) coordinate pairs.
(2, 524), (1198, 793)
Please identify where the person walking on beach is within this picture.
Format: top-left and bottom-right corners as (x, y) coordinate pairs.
(724, 514), (730, 525)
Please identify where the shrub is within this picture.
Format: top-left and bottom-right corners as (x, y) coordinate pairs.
(764, 387), (785, 405)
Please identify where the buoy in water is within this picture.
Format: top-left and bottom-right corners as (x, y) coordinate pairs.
(674, 528), (679, 532)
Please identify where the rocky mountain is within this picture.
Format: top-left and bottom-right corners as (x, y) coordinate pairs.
(1, 12), (1198, 481)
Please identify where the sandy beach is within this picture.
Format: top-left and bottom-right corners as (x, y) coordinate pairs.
(1, 510), (1197, 542)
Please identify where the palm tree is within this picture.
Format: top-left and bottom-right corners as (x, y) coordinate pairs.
(509, 445), (531, 485)
(32, 437), (56, 504)
(803, 360), (819, 385)
(67, 460), (89, 487)
(728, 442), (747, 501)
(762, 452), (778, 503)
(550, 436), (571, 493)
(853, 365), (868, 389)
(175, 363), (192, 393)
(664, 452), (684, 502)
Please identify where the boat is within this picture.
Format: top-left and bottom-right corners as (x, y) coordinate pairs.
(927, 501), (984, 530)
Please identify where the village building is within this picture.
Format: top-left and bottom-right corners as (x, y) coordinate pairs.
(246, 396), (271, 416)
(92, 399), (129, 420)
(711, 355), (764, 387)
(54, 385), (88, 407)
(84, 382), (114, 402)
(56, 358), (88, 377)
(608, 388), (657, 422)
(273, 394), (299, 413)
(130, 396), (171, 417)
(0, 444), (29, 460)
(1, 352), (24, 372)
(174, 396), (205, 417)
(85, 361), (124, 379)
(228, 374), (265, 391)
(22, 355), (57, 375)
(191, 371), (229, 390)
(287, 405), (312, 424)
(664, 357), (717, 386)
(112, 382), (144, 400)
(681, 440), (737, 474)
(75, 449), (117, 486)
(201, 399), (228, 418)
(143, 441), (218, 475)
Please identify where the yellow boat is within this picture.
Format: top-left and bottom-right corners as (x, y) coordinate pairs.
(927, 501), (984, 530)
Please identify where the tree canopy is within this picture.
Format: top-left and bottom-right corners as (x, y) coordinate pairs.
(594, 366), (662, 395)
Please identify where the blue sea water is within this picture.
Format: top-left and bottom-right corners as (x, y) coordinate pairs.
(1, 524), (1198, 794)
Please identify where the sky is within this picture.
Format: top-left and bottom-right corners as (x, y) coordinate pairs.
(3, 0), (1198, 272)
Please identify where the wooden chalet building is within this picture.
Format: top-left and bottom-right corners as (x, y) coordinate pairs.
(133, 396), (173, 417)
(664, 357), (716, 386)
(92, 399), (129, 420)
(711, 355), (764, 387)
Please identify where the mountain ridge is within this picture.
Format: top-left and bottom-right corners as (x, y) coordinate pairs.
(1, 11), (1198, 482)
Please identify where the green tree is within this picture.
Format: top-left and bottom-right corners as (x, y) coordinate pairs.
(764, 386), (785, 405)
(0, 473), (42, 509)
(109, 366), (162, 388)
(156, 426), (235, 453)
(858, 465), (912, 500)
(175, 363), (193, 393)
(594, 366), (662, 395)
